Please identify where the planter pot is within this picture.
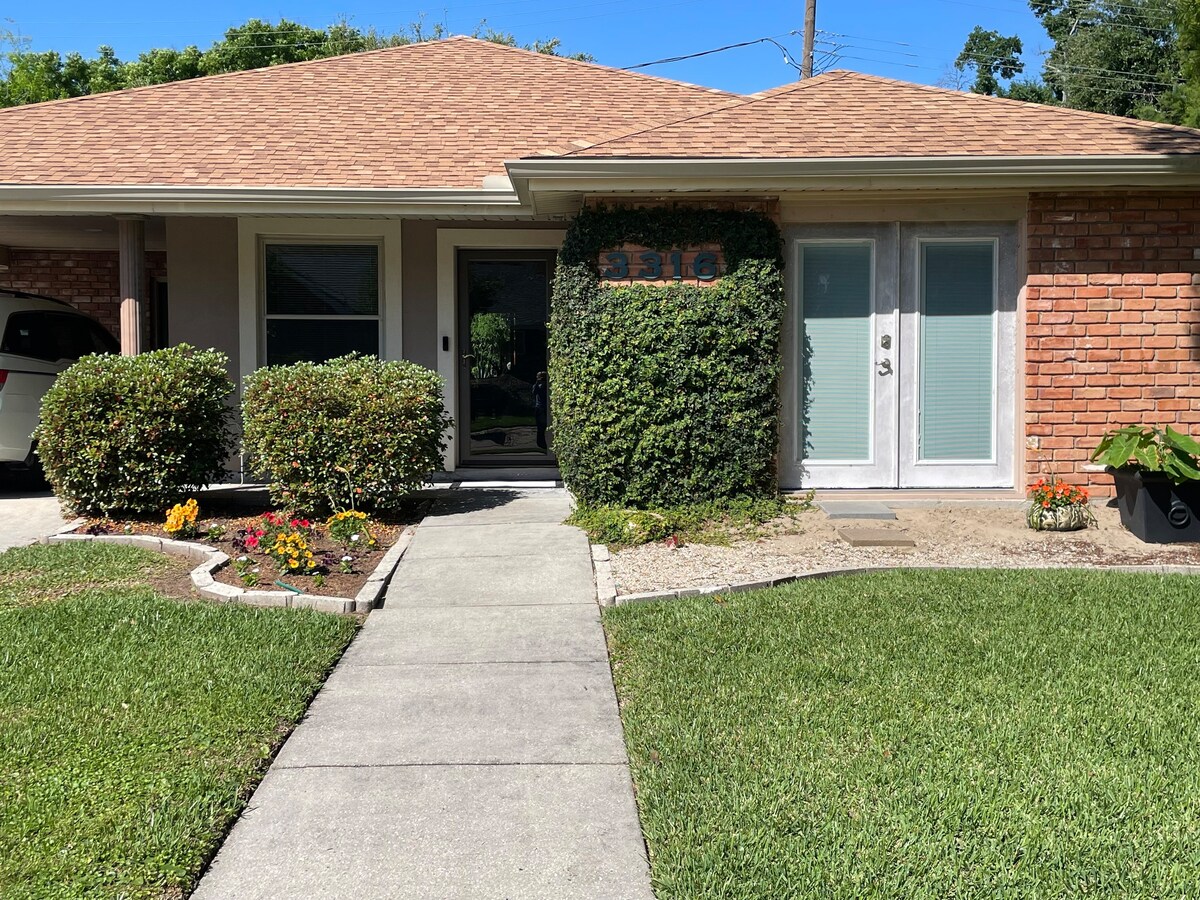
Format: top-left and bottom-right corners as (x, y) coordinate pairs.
(1026, 504), (1090, 532)
(1109, 467), (1200, 543)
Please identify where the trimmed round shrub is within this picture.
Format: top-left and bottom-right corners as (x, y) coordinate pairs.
(550, 205), (785, 508)
(34, 345), (236, 516)
(241, 354), (452, 513)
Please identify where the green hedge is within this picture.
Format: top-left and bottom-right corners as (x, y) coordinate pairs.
(34, 345), (235, 516)
(241, 354), (452, 513)
(550, 206), (785, 508)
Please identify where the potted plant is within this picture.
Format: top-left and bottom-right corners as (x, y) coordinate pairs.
(1090, 425), (1200, 543)
(1026, 478), (1094, 532)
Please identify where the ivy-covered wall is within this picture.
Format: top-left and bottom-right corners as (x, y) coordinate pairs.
(549, 205), (785, 507)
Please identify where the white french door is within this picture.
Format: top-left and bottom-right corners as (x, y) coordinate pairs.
(780, 223), (1018, 490)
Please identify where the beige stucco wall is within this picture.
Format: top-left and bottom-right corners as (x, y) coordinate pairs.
(401, 219), (438, 370)
(165, 217), (239, 377)
(401, 219), (567, 373)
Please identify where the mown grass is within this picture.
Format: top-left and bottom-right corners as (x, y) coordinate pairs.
(0, 542), (358, 899)
(604, 568), (1200, 899)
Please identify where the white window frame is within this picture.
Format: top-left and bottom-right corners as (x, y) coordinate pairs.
(236, 217), (403, 390)
(259, 237), (384, 368)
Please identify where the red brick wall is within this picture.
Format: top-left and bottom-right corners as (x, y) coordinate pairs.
(1026, 192), (1200, 494)
(0, 248), (167, 341)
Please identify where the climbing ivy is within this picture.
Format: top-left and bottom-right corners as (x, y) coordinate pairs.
(549, 205), (785, 507)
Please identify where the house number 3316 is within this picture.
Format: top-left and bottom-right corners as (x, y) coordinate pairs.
(601, 250), (720, 282)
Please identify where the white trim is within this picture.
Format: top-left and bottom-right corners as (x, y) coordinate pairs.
(235, 217), (403, 391)
(781, 224), (900, 490)
(435, 228), (566, 471)
(0, 184), (523, 217)
(898, 226), (1018, 489)
(784, 222), (1018, 491)
(509, 156), (1200, 211)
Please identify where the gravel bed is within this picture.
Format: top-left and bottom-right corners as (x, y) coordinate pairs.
(611, 504), (1200, 594)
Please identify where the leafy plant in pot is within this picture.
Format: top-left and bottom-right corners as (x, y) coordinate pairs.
(1090, 425), (1200, 543)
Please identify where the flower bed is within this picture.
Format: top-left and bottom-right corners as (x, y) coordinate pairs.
(76, 499), (421, 600)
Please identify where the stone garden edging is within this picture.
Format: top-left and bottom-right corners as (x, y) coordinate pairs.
(589, 545), (1200, 607)
(46, 523), (418, 614)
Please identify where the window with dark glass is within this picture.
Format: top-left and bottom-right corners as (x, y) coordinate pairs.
(1, 311), (117, 361)
(262, 243), (381, 365)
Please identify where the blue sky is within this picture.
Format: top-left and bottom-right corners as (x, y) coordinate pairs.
(3, 0), (1049, 93)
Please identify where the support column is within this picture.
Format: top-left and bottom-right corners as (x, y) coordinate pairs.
(116, 215), (145, 356)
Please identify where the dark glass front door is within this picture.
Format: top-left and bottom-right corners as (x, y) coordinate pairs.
(458, 250), (556, 464)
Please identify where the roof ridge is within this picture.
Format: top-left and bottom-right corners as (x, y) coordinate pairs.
(447, 35), (737, 98)
(0, 40), (453, 116)
(563, 71), (853, 157)
(743, 70), (845, 99)
(0, 35), (734, 117)
(830, 69), (1200, 138)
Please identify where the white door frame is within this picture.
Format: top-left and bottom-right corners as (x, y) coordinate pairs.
(780, 223), (899, 489)
(435, 228), (565, 471)
(898, 224), (1018, 488)
(781, 222), (1018, 490)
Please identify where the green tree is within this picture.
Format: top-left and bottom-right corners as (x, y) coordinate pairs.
(469, 312), (512, 380)
(0, 18), (590, 108)
(1034, 0), (1178, 118)
(1166, 0), (1200, 124)
(955, 26), (1025, 95)
(122, 47), (204, 87)
(199, 19), (357, 74)
(955, 0), (1181, 120)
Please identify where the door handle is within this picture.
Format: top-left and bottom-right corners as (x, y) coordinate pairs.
(877, 358), (893, 376)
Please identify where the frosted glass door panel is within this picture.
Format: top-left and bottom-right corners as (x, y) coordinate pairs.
(918, 242), (995, 461)
(799, 243), (873, 462)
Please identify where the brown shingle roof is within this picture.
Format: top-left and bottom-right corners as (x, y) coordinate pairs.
(0, 37), (733, 188)
(569, 70), (1200, 158)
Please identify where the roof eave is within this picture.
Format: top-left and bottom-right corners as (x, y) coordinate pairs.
(0, 184), (528, 217)
(507, 155), (1200, 205)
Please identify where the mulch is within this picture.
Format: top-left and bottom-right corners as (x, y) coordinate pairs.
(75, 498), (425, 600)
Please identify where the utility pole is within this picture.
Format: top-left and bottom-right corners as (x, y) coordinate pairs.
(801, 0), (816, 78)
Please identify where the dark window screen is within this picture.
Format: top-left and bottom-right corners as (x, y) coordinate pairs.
(266, 319), (380, 366)
(265, 244), (379, 315)
(263, 243), (381, 365)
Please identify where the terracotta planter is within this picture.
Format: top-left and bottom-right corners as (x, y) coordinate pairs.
(1109, 468), (1200, 544)
(1026, 504), (1090, 532)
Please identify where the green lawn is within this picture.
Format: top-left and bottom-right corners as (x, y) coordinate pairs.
(604, 569), (1200, 899)
(0, 542), (358, 899)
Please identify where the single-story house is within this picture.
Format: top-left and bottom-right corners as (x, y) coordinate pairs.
(0, 36), (1197, 495)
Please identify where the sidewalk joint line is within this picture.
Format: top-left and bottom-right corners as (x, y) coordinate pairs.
(340, 659), (610, 667)
(275, 761), (631, 770)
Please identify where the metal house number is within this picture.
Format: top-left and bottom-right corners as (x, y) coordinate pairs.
(600, 250), (720, 282)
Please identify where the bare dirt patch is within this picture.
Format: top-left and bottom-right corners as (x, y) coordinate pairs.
(611, 503), (1200, 595)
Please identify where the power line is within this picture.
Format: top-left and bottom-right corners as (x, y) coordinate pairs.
(623, 31), (804, 73)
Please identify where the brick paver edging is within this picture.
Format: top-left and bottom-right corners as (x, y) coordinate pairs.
(46, 524), (418, 614)
(590, 545), (1200, 607)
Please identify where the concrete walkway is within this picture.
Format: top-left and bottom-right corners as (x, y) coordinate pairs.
(0, 474), (67, 552)
(195, 488), (653, 900)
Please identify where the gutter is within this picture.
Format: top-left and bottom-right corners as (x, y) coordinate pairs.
(505, 154), (1200, 208)
(0, 184), (527, 217)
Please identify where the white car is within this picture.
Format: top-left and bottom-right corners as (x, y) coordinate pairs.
(0, 291), (119, 470)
